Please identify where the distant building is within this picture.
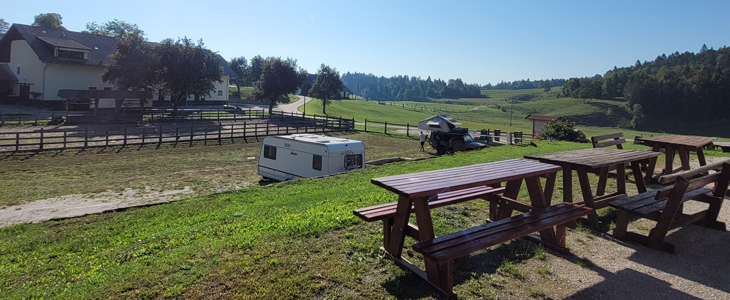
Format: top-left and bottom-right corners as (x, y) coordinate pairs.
(0, 23), (235, 108)
(525, 114), (563, 136)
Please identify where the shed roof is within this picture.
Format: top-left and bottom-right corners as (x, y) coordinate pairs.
(525, 114), (562, 121)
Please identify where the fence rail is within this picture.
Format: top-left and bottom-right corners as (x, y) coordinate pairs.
(0, 113), (354, 153)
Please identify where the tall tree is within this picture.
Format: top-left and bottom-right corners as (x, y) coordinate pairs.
(32, 13), (66, 30)
(0, 19), (9, 34)
(248, 55), (264, 86)
(308, 64), (343, 114)
(102, 32), (156, 91)
(155, 38), (223, 111)
(229, 56), (248, 96)
(83, 19), (144, 39)
(255, 57), (301, 114)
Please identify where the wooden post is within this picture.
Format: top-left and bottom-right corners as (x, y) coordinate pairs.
(218, 122), (222, 145)
(266, 121), (269, 136)
(123, 126), (128, 146)
(406, 123), (410, 136)
(255, 123), (258, 137)
(204, 130), (207, 145)
(15, 133), (19, 151)
(230, 125), (234, 142)
(106, 129), (109, 147)
(159, 125), (163, 145)
(84, 127), (89, 148)
(190, 124), (194, 147)
(217, 109), (220, 121)
(176, 127), (180, 142)
(243, 122), (247, 140)
(384, 121), (387, 134)
(200, 109), (203, 120)
(365, 119), (368, 132)
(142, 128), (146, 144)
(63, 131), (67, 149)
(39, 128), (44, 150)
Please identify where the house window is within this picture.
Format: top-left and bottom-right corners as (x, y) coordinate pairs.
(263, 145), (277, 160)
(312, 155), (322, 171)
(57, 50), (85, 59)
(218, 90), (223, 96)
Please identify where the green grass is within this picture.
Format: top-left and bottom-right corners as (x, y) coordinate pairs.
(0, 138), (595, 298)
(497, 259), (522, 278)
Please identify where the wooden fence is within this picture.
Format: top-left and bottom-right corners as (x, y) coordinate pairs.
(0, 114), (354, 153)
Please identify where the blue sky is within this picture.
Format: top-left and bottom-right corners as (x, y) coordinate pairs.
(4, 1), (729, 85)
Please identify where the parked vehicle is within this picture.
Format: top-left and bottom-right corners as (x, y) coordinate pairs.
(428, 128), (487, 155)
(258, 134), (365, 181)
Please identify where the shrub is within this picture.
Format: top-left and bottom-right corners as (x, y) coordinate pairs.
(537, 120), (587, 142)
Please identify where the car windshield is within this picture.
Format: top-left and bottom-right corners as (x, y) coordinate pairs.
(463, 135), (474, 143)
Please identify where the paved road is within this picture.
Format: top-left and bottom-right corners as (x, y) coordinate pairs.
(274, 95), (312, 114)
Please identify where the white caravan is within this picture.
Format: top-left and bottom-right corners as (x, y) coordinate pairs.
(258, 134), (365, 181)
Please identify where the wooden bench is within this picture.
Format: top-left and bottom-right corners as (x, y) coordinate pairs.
(412, 202), (591, 293)
(591, 132), (649, 176)
(354, 185), (506, 244)
(610, 160), (730, 252)
(714, 142), (730, 153)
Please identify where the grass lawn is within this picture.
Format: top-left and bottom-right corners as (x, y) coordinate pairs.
(1, 131), (729, 298)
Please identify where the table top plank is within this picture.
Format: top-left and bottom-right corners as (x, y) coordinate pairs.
(524, 148), (661, 169)
(371, 159), (561, 198)
(639, 135), (715, 148)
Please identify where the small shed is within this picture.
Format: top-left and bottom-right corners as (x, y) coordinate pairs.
(418, 115), (462, 132)
(525, 114), (563, 136)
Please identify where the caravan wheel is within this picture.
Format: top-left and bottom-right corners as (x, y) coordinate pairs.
(436, 145), (446, 155)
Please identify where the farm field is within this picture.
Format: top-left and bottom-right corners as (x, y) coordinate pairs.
(1, 132), (729, 299)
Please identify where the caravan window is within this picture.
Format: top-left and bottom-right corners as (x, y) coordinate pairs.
(312, 155), (322, 171)
(263, 145), (277, 160)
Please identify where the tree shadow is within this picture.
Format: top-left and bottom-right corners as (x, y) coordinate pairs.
(566, 268), (704, 300)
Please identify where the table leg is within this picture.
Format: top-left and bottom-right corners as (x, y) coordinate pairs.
(544, 172), (556, 205)
(413, 197), (441, 287)
(596, 167), (609, 196)
(497, 179), (522, 220)
(525, 176), (558, 245)
(577, 168), (600, 230)
(616, 163), (626, 194)
(630, 161), (647, 193)
(678, 149), (691, 171)
(562, 165), (573, 203)
(386, 195), (413, 257)
(665, 145), (675, 175)
(645, 145), (660, 182)
(697, 147), (708, 166)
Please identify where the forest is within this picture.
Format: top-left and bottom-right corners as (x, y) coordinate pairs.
(562, 44), (730, 120)
(482, 78), (566, 90)
(341, 72), (482, 101)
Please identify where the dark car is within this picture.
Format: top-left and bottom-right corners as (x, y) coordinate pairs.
(428, 129), (487, 155)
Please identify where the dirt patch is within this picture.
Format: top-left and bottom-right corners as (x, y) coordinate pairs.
(0, 186), (194, 227)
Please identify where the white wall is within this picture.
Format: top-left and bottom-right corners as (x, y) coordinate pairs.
(45, 64), (112, 101)
(533, 120), (548, 136)
(8, 40), (46, 97)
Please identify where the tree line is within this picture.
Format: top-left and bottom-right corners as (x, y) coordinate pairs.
(562, 44), (730, 123)
(341, 73), (482, 101)
(482, 78), (566, 91)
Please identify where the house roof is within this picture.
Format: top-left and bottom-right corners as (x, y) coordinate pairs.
(0, 64), (18, 81)
(57, 89), (153, 99)
(0, 23), (234, 76)
(525, 114), (562, 121)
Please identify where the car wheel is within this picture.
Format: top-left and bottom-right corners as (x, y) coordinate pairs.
(437, 145), (446, 155)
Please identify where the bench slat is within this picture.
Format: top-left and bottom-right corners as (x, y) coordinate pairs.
(353, 186), (505, 222)
(413, 203), (591, 263)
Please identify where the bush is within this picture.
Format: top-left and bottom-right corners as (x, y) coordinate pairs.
(537, 120), (587, 142)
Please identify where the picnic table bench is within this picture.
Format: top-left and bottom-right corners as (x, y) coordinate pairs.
(639, 135), (716, 181)
(525, 148), (661, 230)
(713, 142), (730, 153)
(356, 159), (591, 295)
(610, 160), (730, 252)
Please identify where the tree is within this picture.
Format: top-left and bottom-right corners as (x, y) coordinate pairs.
(248, 55), (264, 86)
(308, 64), (343, 114)
(102, 32), (156, 91)
(83, 19), (144, 39)
(32, 13), (66, 30)
(255, 57), (301, 114)
(155, 38), (223, 110)
(0, 19), (9, 34)
(229, 56), (248, 96)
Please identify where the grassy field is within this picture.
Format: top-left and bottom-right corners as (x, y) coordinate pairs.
(1, 130), (729, 299)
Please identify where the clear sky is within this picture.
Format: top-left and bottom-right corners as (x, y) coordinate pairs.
(4, 1), (729, 85)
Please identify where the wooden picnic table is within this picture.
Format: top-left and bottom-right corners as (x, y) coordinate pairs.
(525, 148), (661, 230)
(369, 158), (591, 295)
(639, 135), (716, 180)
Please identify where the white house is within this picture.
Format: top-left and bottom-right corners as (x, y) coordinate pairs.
(0, 23), (234, 108)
